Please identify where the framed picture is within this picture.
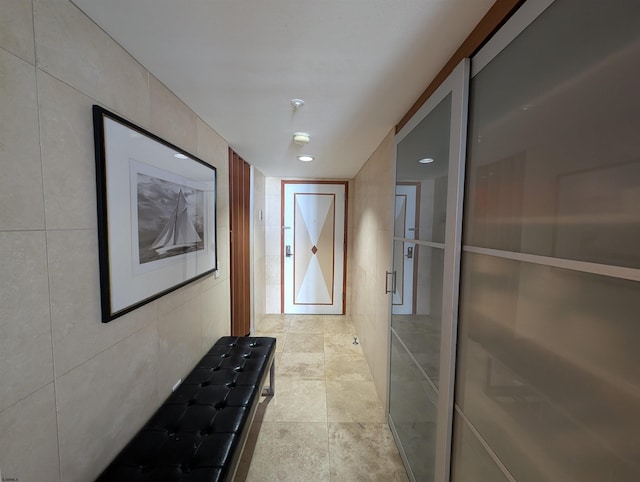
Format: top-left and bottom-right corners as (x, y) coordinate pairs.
(93, 105), (217, 323)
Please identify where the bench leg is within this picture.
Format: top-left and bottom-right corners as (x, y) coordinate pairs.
(262, 358), (275, 397)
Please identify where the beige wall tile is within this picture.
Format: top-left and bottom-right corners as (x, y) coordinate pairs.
(252, 168), (266, 328)
(0, 384), (60, 482)
(197, 271), (222, 293)
(196, 117), (230, 230)
(156, 300), (203, 400)
(214, 227), (231, 282)
(265, 254), (281, 285)
(33, 0), (149, 125)
(265, 195), (281, 228)
(56, 324), (159, 482)
(196, 117), (228, 169)
(265, 225), (281, 256)
(0, 49), (44, 230)
(201, 278), (231, 350)
(348, 129), (395, 415)
(0, 0), (35, 64)
(0, 231), (53, 411)
(149, 75), (197, 152)
(47, 228), (156, 375)
(265, 177), (281, 197)
(263, 178), (281, 314)
(38, 71), (97, 230)
(155, 280), (201, 317)
(215, 173), (231, 231)
(265, 283), (281, 314)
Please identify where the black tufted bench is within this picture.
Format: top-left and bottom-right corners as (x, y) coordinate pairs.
(96, 336), (276, 482)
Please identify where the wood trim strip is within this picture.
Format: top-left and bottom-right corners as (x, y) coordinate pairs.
(396, 0), (524, 133)
(229, 148), (251, 336)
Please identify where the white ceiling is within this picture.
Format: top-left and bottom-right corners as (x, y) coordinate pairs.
(71, 0), (495, 178)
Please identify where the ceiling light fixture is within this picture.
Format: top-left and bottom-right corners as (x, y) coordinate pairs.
(418, 158), (434, 164)
(293, 132), (311, 144)
(174, 153), (188, 159)
(290, 98), (305, 109)
(298, 155), (314, 162)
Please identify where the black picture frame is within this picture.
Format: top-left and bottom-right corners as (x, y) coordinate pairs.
(93, 105), (217, 323)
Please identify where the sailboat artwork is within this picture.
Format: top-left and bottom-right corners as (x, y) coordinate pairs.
(137, 173), (205, 264)
(150, 188), (201, 254)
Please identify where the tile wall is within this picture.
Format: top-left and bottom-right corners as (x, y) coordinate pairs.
(349, 129), (396, 412)
(0, 0), (231, 480)
(252, 169), (266, 328)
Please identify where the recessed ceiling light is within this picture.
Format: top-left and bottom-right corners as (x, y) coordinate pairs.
(418, 158), (434, 164)
(290, 98), (305, 109)
(174, 153), (188, 159)
(298, 155), (314, 162)
(293, 132), (310, 144)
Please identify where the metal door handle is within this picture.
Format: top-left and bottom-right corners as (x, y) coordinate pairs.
(385, 271), (397, 294)
(286, 245), (293, 257)
(406, 246), (413, 259)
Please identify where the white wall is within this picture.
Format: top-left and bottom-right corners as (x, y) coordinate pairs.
(0, 0), (231, 480)
(252, 168), (267, 327)
(264, 177), (283, 313)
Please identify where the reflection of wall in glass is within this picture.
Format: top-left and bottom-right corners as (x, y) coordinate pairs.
(457, 252), (640, 481)
(555, 159), (640, 268)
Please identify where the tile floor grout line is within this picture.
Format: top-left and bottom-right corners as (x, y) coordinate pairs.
(245, 314), (408, 482)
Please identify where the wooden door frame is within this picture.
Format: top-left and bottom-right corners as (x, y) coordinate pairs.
(280, 180), (349, 314)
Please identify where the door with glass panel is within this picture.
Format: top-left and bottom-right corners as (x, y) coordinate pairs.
(389, 59), (469, 482)
(452, 1), (640, 481)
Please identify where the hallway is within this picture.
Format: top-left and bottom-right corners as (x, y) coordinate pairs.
(234, 314), (408, 481)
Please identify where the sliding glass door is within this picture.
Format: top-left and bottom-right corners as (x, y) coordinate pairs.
(389, 59), (469, 482)
(453, 0), (640, 480)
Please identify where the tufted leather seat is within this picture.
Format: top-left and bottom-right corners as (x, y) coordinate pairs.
(96, 336), (276, 482)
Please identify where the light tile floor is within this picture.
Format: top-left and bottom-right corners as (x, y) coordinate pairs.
(234, 314), (409, 482)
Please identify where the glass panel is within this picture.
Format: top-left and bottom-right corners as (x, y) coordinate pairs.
(451, 413), (510, 482)
(390, 60), (467, 482)
(455, 252), (640, 482)
(390, 332), (438, 482)
(396, 94), (452, 244)
(464, 0), (640, 268)
(392, 244), (444, 385)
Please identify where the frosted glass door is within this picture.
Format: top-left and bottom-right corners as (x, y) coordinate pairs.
(389, 59), (469, 482)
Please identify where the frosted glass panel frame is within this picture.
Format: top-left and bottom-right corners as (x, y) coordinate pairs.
(390, 58), (469, 482)
(465, 0), (640, 269)
(454, 0), (640, 480)
(455, 252), (640, 481)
